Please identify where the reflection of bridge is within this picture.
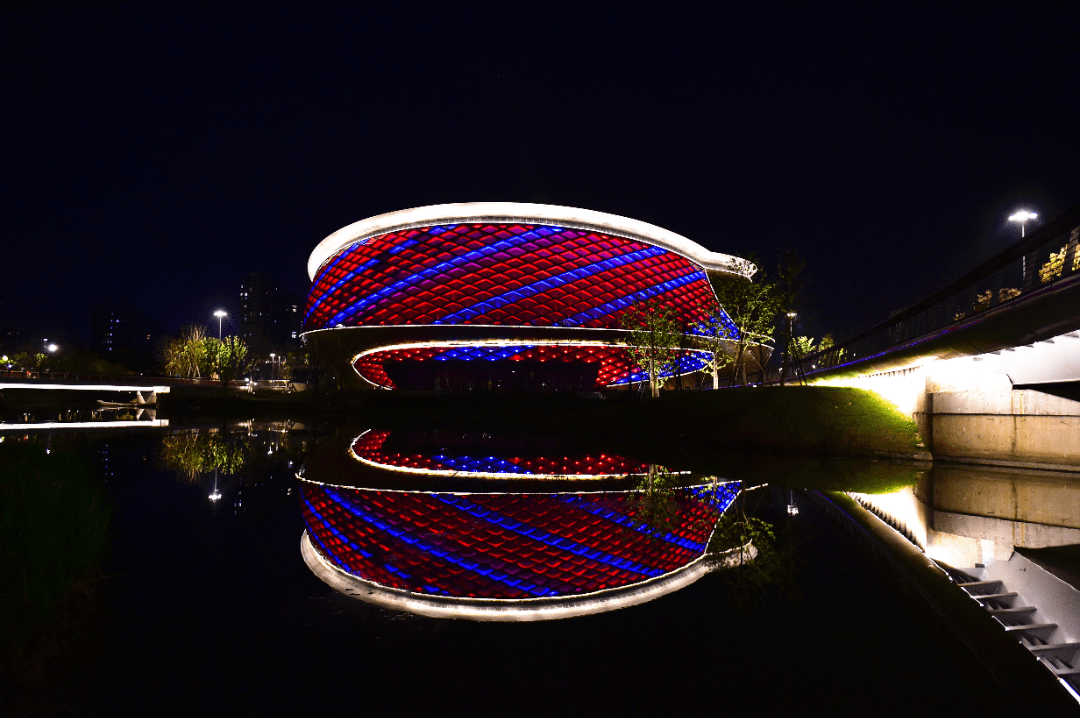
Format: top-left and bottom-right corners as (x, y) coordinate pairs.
(798, 203), (1080, 469)
(846, 466), (1080, 700)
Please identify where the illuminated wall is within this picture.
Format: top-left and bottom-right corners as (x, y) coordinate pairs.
(305, 223), (722, 332)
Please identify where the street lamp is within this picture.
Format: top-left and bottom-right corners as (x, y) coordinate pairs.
(1009, 210), (1038, 284)
(46, 343), (58, 353)
(783, 311), (798, 387)
(269, 353), (276, 382)
(213, 310), (227, 340)
(1008, 210), (1037, 237)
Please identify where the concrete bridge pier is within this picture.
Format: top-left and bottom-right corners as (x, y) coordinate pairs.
(820, 330), (1080, 470)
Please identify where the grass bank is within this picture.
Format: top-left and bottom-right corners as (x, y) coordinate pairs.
(162, 385), (923, 460)
(547, 386), (923, 459)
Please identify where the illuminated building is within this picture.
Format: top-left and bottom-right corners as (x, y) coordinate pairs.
(302, 203), (751, 390)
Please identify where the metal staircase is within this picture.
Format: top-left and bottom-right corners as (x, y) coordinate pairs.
(957, 574), (1080, 692)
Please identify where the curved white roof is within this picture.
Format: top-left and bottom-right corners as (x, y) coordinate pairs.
(307, 202), (754, 281)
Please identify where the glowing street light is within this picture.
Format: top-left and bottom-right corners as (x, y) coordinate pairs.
(213, 310), (228, 340)
(46, 343), (59, 353)
(1008, 210), (1037, 237)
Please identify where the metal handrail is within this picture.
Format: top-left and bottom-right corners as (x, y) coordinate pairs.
(789, 202), (1080, 378)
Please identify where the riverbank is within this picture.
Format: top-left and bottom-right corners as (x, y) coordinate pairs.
(160, 385), (924, 460)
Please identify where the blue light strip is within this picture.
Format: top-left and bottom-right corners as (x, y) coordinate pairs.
(434, 245), (667, 325)
(303, 495), (373, 572)
(323, 227), (561, 328)
(689, 310), (739, 339)
(608, 350), (712, 386)
(435, 494), (664, 577)
(304, 244), (361, 322)
(431, 454), (533, 475)
(322, 487), (558, 597)
(559, 493), (707, 552)
(687, 482), (741, 511)
(559, 268), (708, 327)
(305, 256), (381, 323)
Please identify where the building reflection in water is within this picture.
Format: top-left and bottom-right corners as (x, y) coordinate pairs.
(298, 428), (744, 620)
(847, 464), (1080, 695)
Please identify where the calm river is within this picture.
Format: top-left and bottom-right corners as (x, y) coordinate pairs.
(6, 419), (1067, 715)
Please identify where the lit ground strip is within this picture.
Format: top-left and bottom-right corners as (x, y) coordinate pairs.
(0, 383), (171, 392)
(0, 420), (169, 431)
(348, 428), (650, 479)
(351, 340), (714, 389)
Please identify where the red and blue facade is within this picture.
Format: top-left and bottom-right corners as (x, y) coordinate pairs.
(300, 480), (740, 600)
(303, 209), (741, 390)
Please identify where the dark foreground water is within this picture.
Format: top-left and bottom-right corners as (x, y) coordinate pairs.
(6, 425), (1031, 716)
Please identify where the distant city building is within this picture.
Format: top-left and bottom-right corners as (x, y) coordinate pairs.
(90, 306), (159, 370)
(92, 307), (133, 357)
(239, 273), (301, 357)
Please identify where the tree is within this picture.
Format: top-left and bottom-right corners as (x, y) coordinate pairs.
(708, 257), (781, 386)
(695, 310), (738, 390)
(161, 325), (212, 378)
(619, 299), (683, 398)
(630, 465), (682, 535)
(207, 336), (255, 389)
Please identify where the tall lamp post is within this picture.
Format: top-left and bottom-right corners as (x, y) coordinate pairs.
(1009, 210), (1038, 284)
(1008, 210), (1037, 237)
(213, 310), (228, 340)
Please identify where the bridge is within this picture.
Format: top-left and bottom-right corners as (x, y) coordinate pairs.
(792, 202), (1080, 470)
(0, 373), (171, 403)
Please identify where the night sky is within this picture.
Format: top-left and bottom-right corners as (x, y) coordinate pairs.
(3, 4), (1079, 346)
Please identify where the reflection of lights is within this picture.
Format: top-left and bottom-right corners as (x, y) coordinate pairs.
(299, 479), (742, 605)
(209, 490), (222, 501)
(348, 429), (650, 480)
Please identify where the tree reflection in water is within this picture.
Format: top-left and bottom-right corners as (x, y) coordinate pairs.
(159, 430), (248, 482)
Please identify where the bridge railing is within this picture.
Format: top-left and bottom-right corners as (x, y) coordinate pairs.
(790, 203), (1080, 379)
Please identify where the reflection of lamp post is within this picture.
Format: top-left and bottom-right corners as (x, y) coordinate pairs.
(213, 310), (228, 340)
(209, 468), (222, 502)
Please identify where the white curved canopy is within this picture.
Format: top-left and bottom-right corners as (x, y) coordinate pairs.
(307, 202), (753, 281)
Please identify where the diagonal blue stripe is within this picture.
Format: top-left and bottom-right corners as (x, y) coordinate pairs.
(323, 231), (548, 327)
(559, 268), (708, 327)
(435, 245), (667, 325)
(436, 494), (664, 577)
(560, 493), (706, 552)
(322, 487), (558, 597)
